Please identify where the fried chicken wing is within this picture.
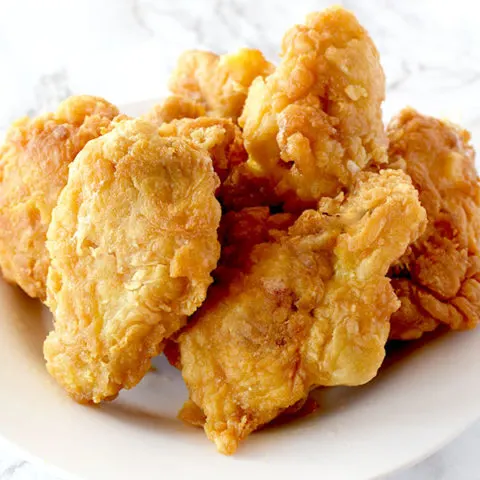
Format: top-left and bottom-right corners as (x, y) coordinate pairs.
(44, 118), (221, 403)
(176, 169), (426, 454)
(144, 95), (205, 125)
(0, 96), (118, 299)
(387, 108), (480, 340)
(239, 7), (387, 210)
(169, 48), (273, 120)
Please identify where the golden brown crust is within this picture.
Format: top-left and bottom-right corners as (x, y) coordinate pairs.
(214, 207), (296, 281)
(169, 48), (273, 120)
(144, 95), (205, 125)
(177, 169), (426, 454)
(239, 7), (387, 209)
(156, 116), (282, 210)
(217, 162), (285, 211)
(387, 108), (480, 339)
(158, 116), (247, 181)
(44, 118), (221, 403)
(0, 95), (119, 299)
(163, 206), (295, 370)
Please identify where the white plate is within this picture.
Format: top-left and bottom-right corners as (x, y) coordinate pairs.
(1, 100), (479, 480)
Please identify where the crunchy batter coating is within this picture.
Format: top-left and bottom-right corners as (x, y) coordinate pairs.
(218, 163), (284, 211)
(239, 7), (387, 209)
(0, 96), (118, 299)
(169, 48), (273, 120)
(158, 117), (247, 181)
(144, 95), (205, 125)
(163, 206), (295, 369)
(44, 118), (221, 404)
(156, 116), (279, 210)
(387, 109), (480, 339)
(176, 169), (426, 454)
(216, 207), (296, 273)
(214, 207), (297, 284)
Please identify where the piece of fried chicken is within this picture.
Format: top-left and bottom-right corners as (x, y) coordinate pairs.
(239, 7), (388, 210)
(175, 169), (426, 454)
(387, 109), (480, 340)
(214, 206), (297, 280)
(144, 95), (205, 125)
(157, 117), (247, 182)
(44, 118), (221, 404)
(163, 206), (296, 372)
(157, 116), (281, 210)
(169, 48), (273, 120)
(0, 96), (118, 299)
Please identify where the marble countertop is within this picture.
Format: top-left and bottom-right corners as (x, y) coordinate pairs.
(0, 0), (479, 478)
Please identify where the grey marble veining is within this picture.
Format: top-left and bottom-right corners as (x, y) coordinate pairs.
(0, 0), (479, 478)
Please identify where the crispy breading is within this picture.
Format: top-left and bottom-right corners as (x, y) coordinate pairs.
(214, 206), (296, 282)
(169, 48), (273, 120)
(239, 7), (387, 210)
(144, 95), (205, 125)
(163, 206), (295, 368)
(44, 118), (221, 404)
(158, 117), (247, 181)
(156, 116), (281, 209)
(387, 108), (480, 339)
(176, 169), (426, 454)
(217, 163), (284, 211)
(0, 96), (118, 299)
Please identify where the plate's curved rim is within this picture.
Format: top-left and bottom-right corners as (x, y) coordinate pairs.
(371, 418), (480, 479)
(1, 400), (479, 480)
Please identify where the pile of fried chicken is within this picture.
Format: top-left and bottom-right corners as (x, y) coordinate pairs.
(1, 7), (479, 455)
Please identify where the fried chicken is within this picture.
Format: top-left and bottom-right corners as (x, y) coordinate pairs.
(44, 118), (221, 404)
(163, 206), (295, 369)
(144, 95), (205, 125)
(215, 206), (296, 279)
(157, 116), (247, 181)
(156, 116), (281, 209)
(217, 163), (284, 211)
(387, 109), (480, 340)
(0, 96), (118, 299)
(239, 7), (388, 210)
(208, 206), (298, 294)
(175, 169), (426, 454)
(169, 48), (273, 120)
(165, 47), (278, 209)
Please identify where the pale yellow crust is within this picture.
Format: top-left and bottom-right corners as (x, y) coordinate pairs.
(44, 118), (221, 404)
(0, 96), (118, 299)
(387, 108), (480, 339)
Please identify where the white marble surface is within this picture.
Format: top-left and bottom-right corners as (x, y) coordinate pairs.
(0, 0), (479, 478)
